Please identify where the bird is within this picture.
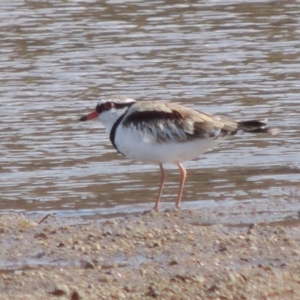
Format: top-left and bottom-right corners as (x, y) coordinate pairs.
(80, 95), (277, 212)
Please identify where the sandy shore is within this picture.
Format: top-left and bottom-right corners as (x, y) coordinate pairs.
(1, 210), (300, 300)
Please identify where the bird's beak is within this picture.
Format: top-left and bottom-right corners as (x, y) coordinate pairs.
(79, 111), (99, 121)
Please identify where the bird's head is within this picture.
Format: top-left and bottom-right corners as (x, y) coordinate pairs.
(80, 96), (136, 133)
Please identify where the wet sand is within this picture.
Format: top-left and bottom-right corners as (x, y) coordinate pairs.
(1, 209), (300, 300)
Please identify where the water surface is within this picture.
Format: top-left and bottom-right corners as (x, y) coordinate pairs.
(0, 0), (299, 224)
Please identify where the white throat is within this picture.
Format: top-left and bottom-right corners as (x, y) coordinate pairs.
(99, 106), (129, 135)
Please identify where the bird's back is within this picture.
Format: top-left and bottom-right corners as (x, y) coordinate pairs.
(121, 101), (239, 143)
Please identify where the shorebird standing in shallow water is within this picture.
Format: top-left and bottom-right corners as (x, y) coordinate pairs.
(80, 96), (277, 211)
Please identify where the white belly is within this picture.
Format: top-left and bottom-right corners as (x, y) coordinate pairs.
(114, 126), (219, 164)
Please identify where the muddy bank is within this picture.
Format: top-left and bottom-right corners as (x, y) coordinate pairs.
(1, 210), (300, 300)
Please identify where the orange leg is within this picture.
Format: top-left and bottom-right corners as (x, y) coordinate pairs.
(153, 163), (166, 212)
(175, 163), (187, 209)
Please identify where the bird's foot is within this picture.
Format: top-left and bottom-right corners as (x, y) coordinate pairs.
(175, 204), (182, 211)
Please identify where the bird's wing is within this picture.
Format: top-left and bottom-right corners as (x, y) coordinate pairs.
(122, 102), (238, 143)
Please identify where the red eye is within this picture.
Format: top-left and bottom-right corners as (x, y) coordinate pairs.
(104, 102), (113, 110)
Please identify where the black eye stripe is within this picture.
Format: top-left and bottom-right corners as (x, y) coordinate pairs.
(95, 104), (103, 113)
(114, 102), (135, 109)
(95, 102), (112, 113)
(95, 101), (135, 113)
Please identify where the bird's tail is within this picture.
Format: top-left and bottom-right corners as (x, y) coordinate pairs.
(237, 119), (278, 135)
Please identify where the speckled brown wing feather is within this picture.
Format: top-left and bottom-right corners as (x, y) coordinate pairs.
(169, 103), (241, 139)
(122, 101), (238, 143)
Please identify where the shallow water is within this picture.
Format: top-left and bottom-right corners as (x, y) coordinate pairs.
(0, 0), (299, 223)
